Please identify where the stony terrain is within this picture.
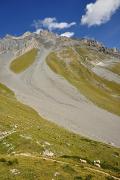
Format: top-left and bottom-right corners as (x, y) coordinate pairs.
(0, 30), (120, 179)
(0, 31), (120, 146)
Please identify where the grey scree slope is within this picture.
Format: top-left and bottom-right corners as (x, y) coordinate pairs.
(0, 47), (120, 147)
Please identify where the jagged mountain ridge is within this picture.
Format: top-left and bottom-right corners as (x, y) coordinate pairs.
(0, 30), (119, 57)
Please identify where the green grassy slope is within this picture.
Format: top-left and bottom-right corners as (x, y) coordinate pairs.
(46, 47), (120, 116)
(0, 83), (120, 179)
(109, 62), (120, 75)
(0, 155), (110, 180)
(10, 48), (38, 73)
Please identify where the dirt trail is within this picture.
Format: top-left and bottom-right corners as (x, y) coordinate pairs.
(13, 153), (120, 180)
(0, 47), (120, 147)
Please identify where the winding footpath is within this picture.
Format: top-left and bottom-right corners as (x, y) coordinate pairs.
(11, 153), (120, 180)
(0, 47), (120, 147)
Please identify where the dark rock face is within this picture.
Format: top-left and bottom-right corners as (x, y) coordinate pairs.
(80, 38), (120, 58)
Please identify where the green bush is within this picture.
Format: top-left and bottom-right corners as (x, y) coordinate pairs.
(74, 176), (83, 180)
(4, 158), (19, 166)
(85, 174), (93, 180)
(62, 165), (76, 173)
(0, 158), (7, 162)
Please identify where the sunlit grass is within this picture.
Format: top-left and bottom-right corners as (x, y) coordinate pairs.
(108, 62), (120, 75)
(0, 83), (120, 178)
(46, 48), (120, 116)
(10, 48), (38, 73)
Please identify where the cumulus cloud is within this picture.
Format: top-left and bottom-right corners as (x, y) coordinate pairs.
(33, 17), (76, 31)
(81, 0), (120, 26)
(35, 28), (43, 34)
(60, 32), (75, 38)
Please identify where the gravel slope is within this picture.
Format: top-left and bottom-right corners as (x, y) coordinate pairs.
(0, 47), (120, 147)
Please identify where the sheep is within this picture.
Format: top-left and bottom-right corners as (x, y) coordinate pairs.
(96, 160), (101, 164)
(94, 163), (101, 168)
(94, 160), (101, 164)
(80, 159), (87, 163)
(94, 160), (101, 168)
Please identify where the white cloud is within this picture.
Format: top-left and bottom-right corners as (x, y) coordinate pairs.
(35, 28), (43, 34)
(33, 17), (76, 31)
(60, 32), (75, 38)
(81, 0), (120, 26)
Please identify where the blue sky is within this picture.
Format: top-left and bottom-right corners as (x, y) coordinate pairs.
(0, 0), (120, 48)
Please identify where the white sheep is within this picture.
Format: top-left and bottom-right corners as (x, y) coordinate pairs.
(80, 159), (87, 163)
(94, 163), (101, 168)
(94, 160), (101, 164)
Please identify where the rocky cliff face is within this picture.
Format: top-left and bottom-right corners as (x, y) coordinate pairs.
(80, 38), (120, 58)
(0, 32), (38, 55)
(0, 30), (119, 57)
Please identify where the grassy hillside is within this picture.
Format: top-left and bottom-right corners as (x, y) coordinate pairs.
(109, 62), (120, 76)
(46, 47), (120, 116)
(0, 83), (120, 179)
(0, 155), (111, 180)
(10, 48), (38, 73)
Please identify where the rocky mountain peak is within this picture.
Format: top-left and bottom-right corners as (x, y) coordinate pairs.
(0, 30), (119, 57)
